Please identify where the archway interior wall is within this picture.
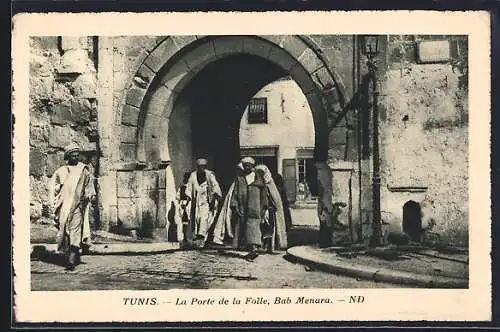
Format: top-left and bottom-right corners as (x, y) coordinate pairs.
(167, 93), (193, 191)
(110, 35), (357, 239)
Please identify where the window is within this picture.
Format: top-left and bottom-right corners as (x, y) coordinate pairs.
(297, 159), (306, 183)
(247, 98), (268, 124)
(296, 158), (318, 201)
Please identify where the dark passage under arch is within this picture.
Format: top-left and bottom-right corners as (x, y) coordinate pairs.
(168, 54), (289, 192)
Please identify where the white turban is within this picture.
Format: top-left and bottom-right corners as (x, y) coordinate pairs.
(196, 158), (208, 166)
(64, 142), (81, 159)
(241, 156), (255, 165)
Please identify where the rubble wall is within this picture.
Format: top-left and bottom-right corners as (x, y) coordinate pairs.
(29, 37), (98, 229)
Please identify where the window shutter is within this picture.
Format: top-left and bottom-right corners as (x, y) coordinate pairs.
(282, 158), (297, 204)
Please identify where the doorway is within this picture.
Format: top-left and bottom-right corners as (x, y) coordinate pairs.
(253, 156), (278, 176)
(240, 146), (279, 176)
(402, 200), (423, 242)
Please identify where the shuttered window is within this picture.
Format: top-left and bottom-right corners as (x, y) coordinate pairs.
(282, 158), (296, 204)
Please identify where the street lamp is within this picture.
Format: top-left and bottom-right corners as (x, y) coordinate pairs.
(361, 35), (380, 60)
(360, 35), (383, 247)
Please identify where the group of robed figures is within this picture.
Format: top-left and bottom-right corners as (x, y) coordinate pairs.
(173, 156), (292, 259)
(48, 142), (293, 270)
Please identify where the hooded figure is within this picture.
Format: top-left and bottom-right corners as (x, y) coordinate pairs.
(254, 164), (288, 251)
(229, 157), (269, 255)
(273, 172), (293, 232)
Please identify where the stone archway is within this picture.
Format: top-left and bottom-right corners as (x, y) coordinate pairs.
(115, 35), (348, 240)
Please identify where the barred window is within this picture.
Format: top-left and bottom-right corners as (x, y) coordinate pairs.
(247, 98), (268, 124)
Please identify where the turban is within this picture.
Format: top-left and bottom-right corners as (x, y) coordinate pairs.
(196, 158), (208, 166)
(241, 156), (255, 165)
(64, 142), (81, 159)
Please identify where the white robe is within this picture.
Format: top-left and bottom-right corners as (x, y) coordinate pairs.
(185, 170), (222, 240)
(48, 162), (95, 252)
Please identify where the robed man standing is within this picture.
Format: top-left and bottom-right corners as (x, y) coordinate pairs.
(49, 142), (96, 270)
(185, 158), (222, 245)
(230, 157), (269, 257)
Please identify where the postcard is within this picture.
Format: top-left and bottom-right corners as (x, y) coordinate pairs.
(12, 10), (491, 323)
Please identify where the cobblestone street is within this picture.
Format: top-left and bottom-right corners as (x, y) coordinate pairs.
(31, 249), (402, 290)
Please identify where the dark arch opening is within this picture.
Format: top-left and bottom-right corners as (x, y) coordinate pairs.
(402, 200), (422, 242)
(168, 54), (296, 192)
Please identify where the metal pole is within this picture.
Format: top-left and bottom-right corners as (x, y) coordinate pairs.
(354, 35), (363, 243)
(369, 59), (382, 247)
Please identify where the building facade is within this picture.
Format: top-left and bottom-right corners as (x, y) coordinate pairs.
(28, 35), (469, 246)
(239, 78), (318, 205)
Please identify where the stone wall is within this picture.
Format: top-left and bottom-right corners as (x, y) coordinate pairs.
(379, 35), (469, 246)
(95, 36), (161, 233)
(309, 35), (356, 164)
(111, 36), (161, 136)
(29, 36), (98, 226)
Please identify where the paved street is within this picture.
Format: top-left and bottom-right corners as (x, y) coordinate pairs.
(31, 249), (402, 291)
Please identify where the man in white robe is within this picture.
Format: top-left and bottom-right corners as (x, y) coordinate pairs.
(185, 158), (222, 246)
(48, 142), (96, 270)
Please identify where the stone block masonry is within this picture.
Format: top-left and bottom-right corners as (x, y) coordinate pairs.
(29, 36), (99, 224)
